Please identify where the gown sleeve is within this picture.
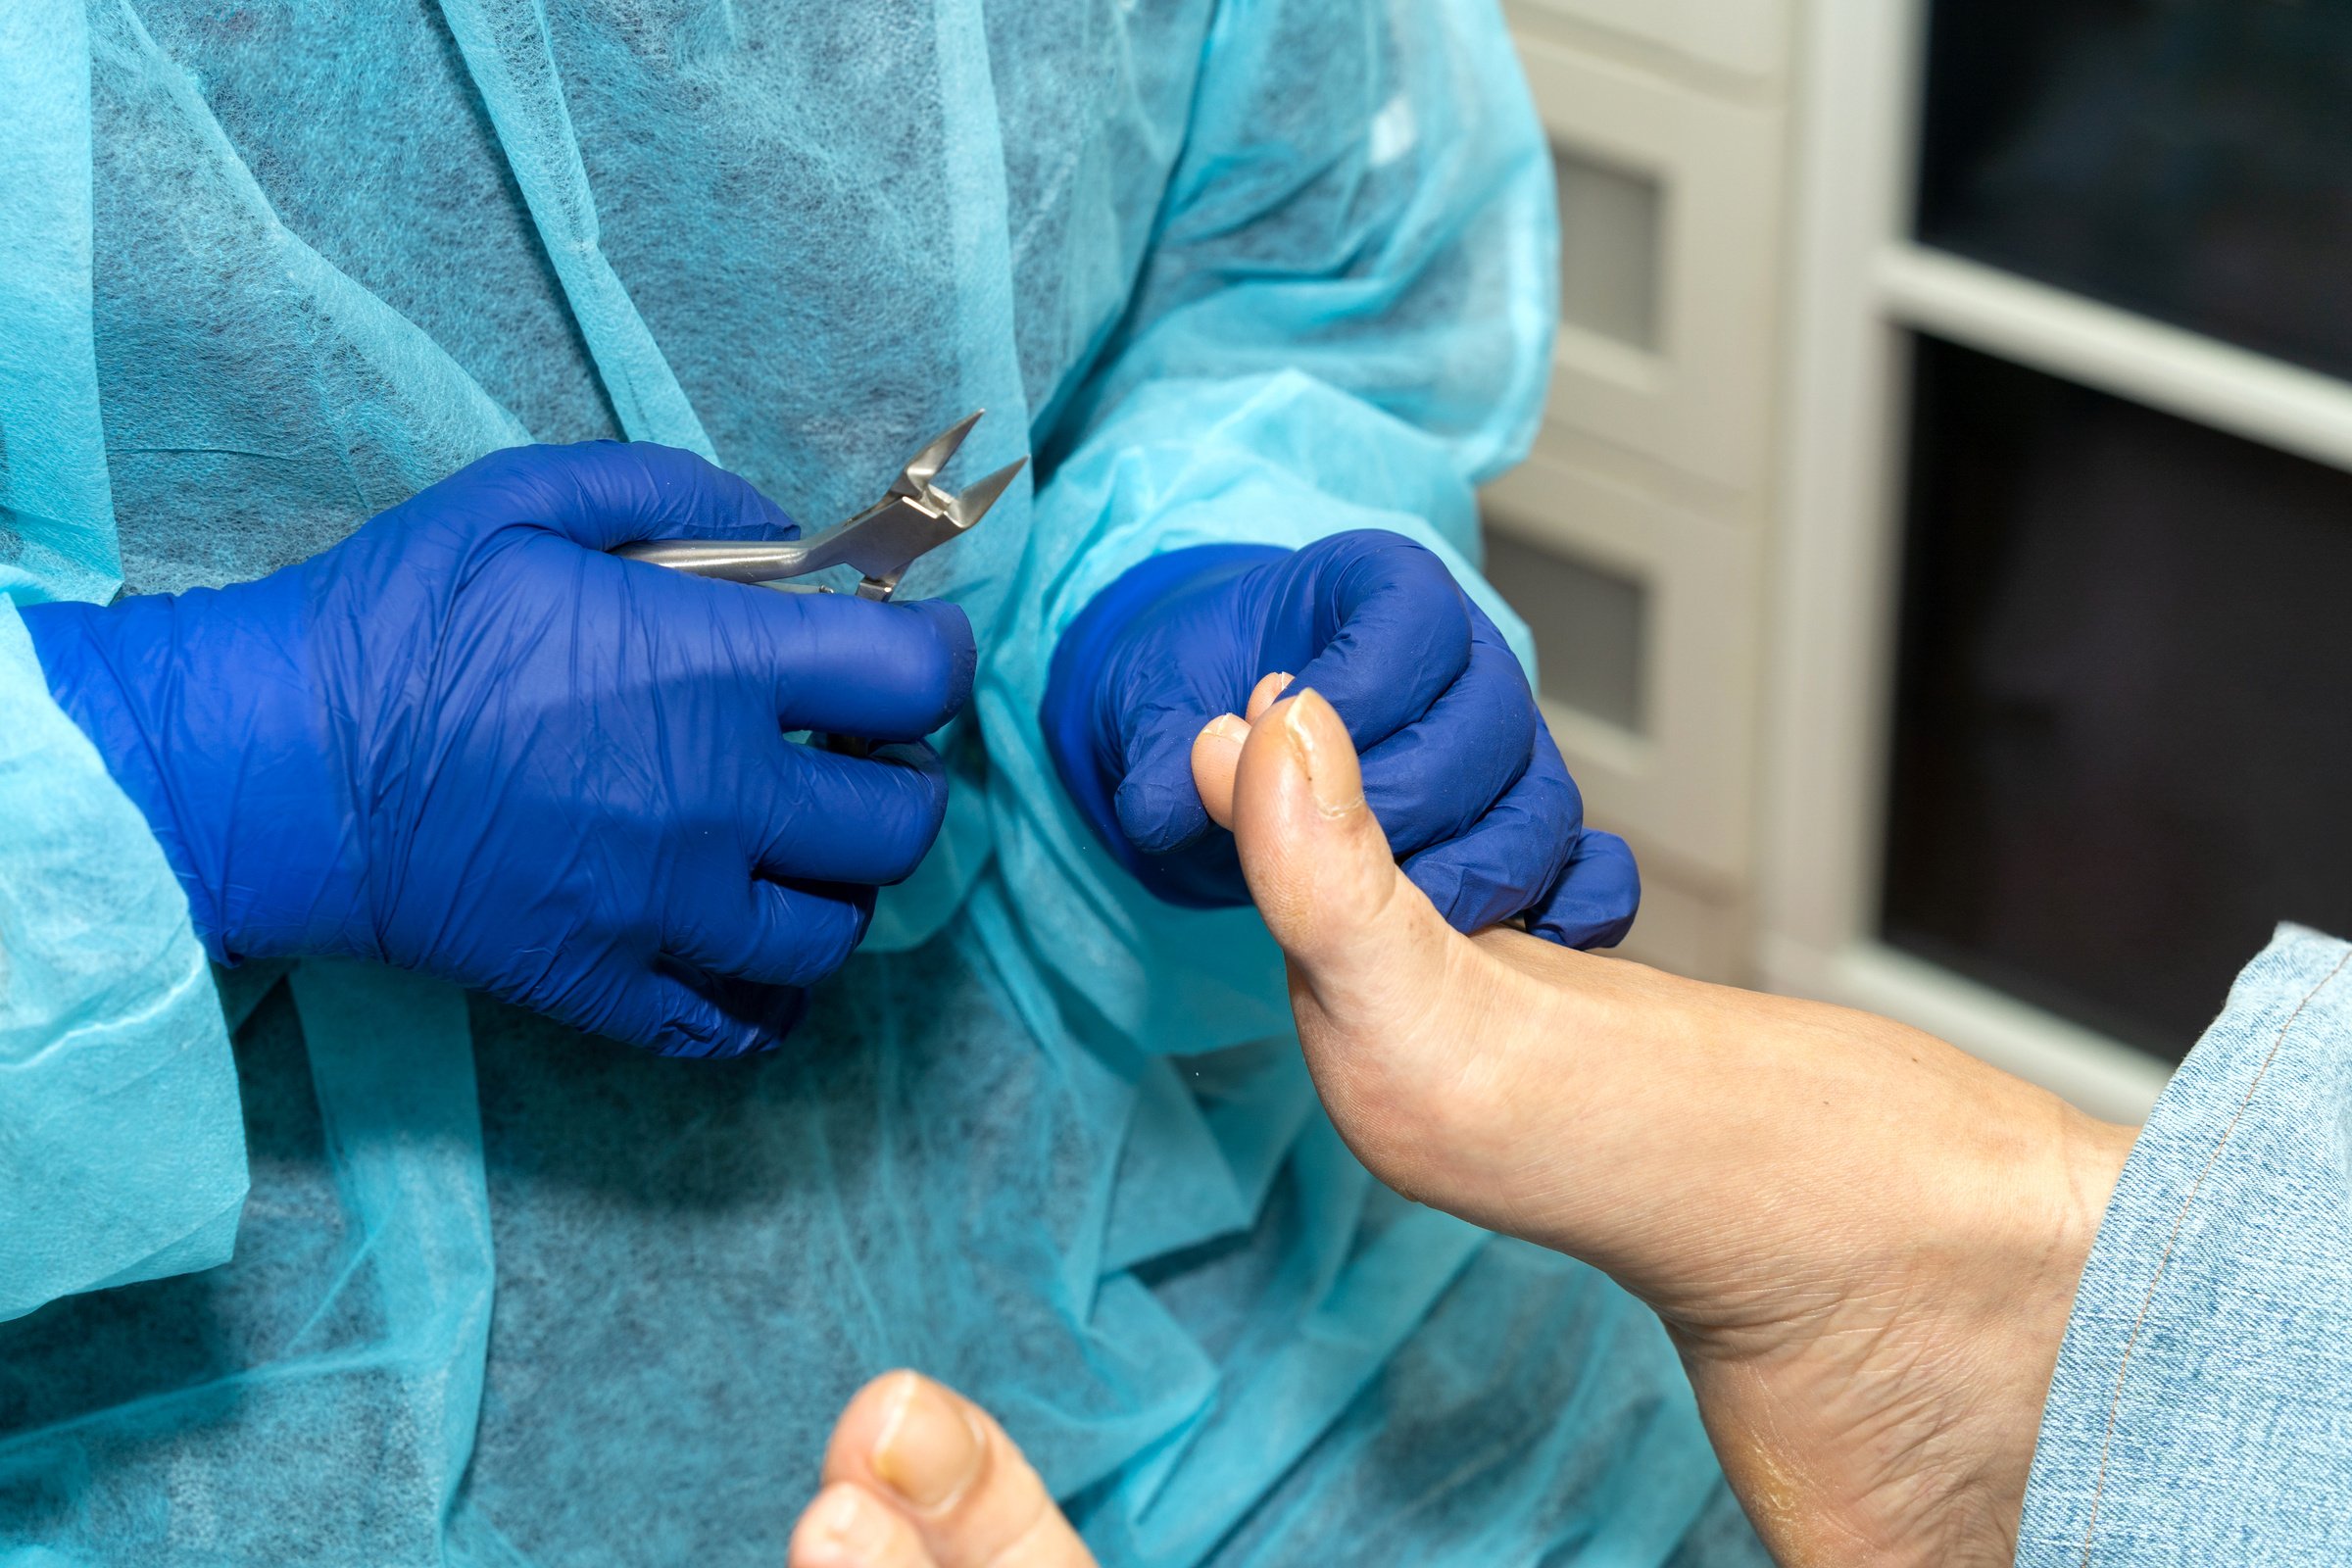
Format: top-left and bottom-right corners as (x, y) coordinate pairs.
(976, 0), (1560, 1054)
(0, 0), (247, 1320)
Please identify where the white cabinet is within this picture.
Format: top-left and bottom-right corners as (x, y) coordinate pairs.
(1483, 452), (1759, 887)
(1509, 0), (1791, 80)
(1495, 19), (1788, 983)
(1517, 37), (1786, 492)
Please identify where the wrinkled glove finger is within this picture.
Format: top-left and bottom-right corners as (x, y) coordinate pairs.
(749, 741), (949, 885)
(1525, 826), (1641, 951)
(438, 440), (802, 547)
(574, 956), (813, 1060)
(1113, 700), (1230, 857)
(667, 878), (876, 992)
(703, 591), (975, 741)
(1396, 726), (1582, 935)
(1266, 531), (1472, 750)
(1355, 615), (1538, 858)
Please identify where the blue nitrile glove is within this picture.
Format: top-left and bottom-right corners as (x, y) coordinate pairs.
(22, 442), (974, 1059)
(1042, 530), (1638, 947)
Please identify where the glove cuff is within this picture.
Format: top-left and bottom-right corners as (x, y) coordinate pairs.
(22, 593), (233, 961)
(22, 573), (356, 966)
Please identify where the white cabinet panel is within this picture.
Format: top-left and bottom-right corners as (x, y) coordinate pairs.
(1516, 36), (1787, 491)
(1481, 449), (1761, 884)
(1510, 0), (1790, 79)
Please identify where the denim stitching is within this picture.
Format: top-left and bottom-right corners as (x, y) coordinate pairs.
(2077, 946), (2352, 1565)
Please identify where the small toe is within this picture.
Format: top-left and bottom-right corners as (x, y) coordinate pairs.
(790, 1481), (935, 1568)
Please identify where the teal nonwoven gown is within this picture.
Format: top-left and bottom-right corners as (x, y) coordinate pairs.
(0, 0), (1762, 1561)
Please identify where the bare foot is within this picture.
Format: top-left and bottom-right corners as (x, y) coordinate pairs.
(788, 1371), (1097, 1568)
(1194, 689), (2135, 1568)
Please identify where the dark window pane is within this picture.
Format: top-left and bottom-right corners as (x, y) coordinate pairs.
(1882, 336), (2352, 1060)
(1553, 145), (1664, 352)
(1916, 0), (2352, 382)
(1483, 527), (1649, 735)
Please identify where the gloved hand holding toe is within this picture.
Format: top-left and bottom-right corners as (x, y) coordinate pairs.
(1041, 529), (1637, 948)
(22, 441), (975, 1058)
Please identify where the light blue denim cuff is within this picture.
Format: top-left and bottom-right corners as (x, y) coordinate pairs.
(2019, 922), (2352, 1566)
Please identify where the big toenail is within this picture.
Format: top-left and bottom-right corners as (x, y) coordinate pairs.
(1286, 690), (1363, 817)
(872, 1375), (983, 1510)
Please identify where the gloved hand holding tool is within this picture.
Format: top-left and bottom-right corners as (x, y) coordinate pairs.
(1043, 530), (1639, 948)
(23, 435), (1009, 1058)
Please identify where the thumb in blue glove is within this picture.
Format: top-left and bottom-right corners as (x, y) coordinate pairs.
(23, 441), (975, 1058)
(1041, 530), (1637, 948)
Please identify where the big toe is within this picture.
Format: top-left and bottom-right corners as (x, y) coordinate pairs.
(1230, 690), (1455, 1030)
(790, 1372), (1096, 1568)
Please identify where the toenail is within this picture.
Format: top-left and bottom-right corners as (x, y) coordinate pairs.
(1286, 690), (1363, 817)
(871, 1374), (984, 1510)
(1202, 713), (1250, 744)
(813, 1485), (895, 1557)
